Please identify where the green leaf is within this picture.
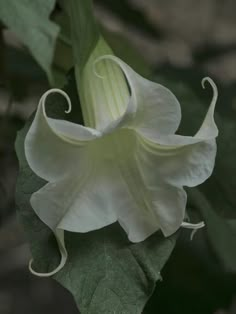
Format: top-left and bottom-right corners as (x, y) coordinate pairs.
(187, 188), (236, 273)
(0, 0), (59, 83)
(52, 12), (74, 86)
(15, 72), (177, 313)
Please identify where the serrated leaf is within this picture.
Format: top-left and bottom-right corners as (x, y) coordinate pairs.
(0, 0), (59, 83)
(15, 72), (177, 313)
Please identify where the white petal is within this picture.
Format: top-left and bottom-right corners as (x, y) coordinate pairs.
(29, 142), (161, 243)
(30, 162), (118, 234)
(136, 135), (217, 188)
(150, 185), (187, 237)
(100, 130), (186, 242)
(135, 77), (218, 188)
(117, 206), (160, 243)
(25, 89), (100, 182)
(115, 78), (218, 238)
(195, 77), (218, 138)
(117, 185), (187, 241)
(137, 77), (218, 142)
(97, 55), (181, 136)
(111, 132), (187, 240)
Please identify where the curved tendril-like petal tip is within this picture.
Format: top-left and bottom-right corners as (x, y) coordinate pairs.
(28, 230), (68, 277)
(181, 221), (205, 241)
(28, 256), (64, 277)
(181, 221), (205, 229)
(40, 88), (72, 115)
(201, 77), (218, 106)
(29, 250), (68, 278)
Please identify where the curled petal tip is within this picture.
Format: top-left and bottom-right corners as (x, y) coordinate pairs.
(201, 77), (218, 112)
(28, 249), (67, 277)
(93, 55), (120, 80)
(28, 229), (68, 277)
(28, 258), (63, 277)
(93, 61), (105, 79)
(41, 88), (72, 114)
(181, 221), (205, 229)
(201, 77), (208, 89)
(201, 77), (217, 94)
(181, 221), (205, 240)
(93, 56), (110, 79)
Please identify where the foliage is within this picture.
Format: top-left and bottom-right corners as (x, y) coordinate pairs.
(0, 0), (59, 83)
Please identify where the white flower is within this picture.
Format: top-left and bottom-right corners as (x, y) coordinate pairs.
(25, 54), (218, 276)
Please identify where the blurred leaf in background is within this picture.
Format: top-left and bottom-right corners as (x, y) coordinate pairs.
(0, 0), (59, 84)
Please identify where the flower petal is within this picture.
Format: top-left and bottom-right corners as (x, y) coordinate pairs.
(29, 229), (68, 277)
(136, 135), (217, 188)
(98, 130), (185, 241)
(29, 144), (163, 243)
(134, 77), (218, 188)
(150, 185), (187, 237)
(115, 78), (218, 237)
(25, 89), (100, 182)
(30, 162), (119, 234)
(195, 77), (218, 138)
(117, 183), (186, 241)
(97, 55), (181, 136)
(138, 77), (218, 142)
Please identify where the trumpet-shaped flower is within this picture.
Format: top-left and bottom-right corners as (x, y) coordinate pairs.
(25, 54), (218, 276)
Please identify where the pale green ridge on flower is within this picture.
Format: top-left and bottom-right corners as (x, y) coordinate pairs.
(24, 56), (218, 276)
(77, 37), (130, 129)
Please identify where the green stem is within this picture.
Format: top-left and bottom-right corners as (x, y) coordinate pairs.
(63, 0), (99, 73)
(63, 0), (129, 129)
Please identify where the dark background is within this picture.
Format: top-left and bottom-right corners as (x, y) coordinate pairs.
(0, 1), (236, 313)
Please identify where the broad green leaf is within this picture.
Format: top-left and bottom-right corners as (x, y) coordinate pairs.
(0, 0), (59, 83)
(52, 12), (74, 86)
(15, 72), (177, 313)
